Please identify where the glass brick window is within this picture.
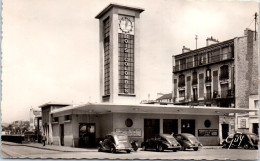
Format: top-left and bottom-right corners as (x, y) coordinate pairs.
(118, 33), (134, 94)
(103, 17), (110, 96)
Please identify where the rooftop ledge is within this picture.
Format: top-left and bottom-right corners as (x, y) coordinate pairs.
(95, 3), (145, 19)
(50, 102), (257, 116)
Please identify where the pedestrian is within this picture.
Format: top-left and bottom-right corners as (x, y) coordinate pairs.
(42, 134), (46, 146)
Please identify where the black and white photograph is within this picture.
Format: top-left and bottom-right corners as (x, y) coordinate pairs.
(1, 0), (259, 160)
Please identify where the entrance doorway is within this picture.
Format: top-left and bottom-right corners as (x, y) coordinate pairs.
(253, 123), (259, 135)
(222, 124), (229, 139)
(60, 124), (64, 146)
(79, 123), (96, 147)
(163, 119), (178, 134)
(144, 119), (160, 141)
(181, 120), (195, 135)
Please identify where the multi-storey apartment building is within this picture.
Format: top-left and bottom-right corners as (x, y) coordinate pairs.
(172, 29), (258, 140)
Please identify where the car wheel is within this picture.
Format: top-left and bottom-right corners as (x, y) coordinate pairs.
(172, 149), (177, 152)
(254, 146), (258, 149)
(98, 147), (102, 152)
(158, 145), (164, 152)
(222, 143), (227, 148)
(142, 145), (146, 151)
(110, 147), (116, 153)
(126, 150), (131, 153)
(243, 143), (250, 149)
(193, 147), (198, 151)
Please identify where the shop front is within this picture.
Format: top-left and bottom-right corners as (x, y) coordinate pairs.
(49, 103), (254, 147)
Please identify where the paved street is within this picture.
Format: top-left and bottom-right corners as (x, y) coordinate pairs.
(1, 143), (258, 160)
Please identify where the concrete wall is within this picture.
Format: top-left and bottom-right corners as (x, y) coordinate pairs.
(248, 95), (259, 133)
(99, 113), (113, 138)
(234, 29), (258, 110)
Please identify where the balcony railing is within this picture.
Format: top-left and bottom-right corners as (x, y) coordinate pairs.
(174, 90), (234, 103)
(173, 52), (233, 72)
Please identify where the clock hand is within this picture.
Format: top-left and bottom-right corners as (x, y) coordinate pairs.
(125, 21), (128, 29)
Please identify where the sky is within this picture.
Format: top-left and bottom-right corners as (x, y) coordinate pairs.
(1, 0), (258, 123)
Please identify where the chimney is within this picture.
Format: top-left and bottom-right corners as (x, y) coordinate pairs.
(206, 36), (219, 46)
(244, 28), (254, 36)
(182, 46), (191, 53)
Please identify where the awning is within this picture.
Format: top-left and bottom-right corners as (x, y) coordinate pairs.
(50, 103), (258, 116)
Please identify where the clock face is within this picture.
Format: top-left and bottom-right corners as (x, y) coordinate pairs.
(119, 17), (134, 34)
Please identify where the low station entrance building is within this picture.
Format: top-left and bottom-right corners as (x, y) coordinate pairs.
(40, 4), (257, 148)
(49, 103), (253, 147)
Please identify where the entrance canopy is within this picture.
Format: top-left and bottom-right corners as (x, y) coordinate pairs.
(51, 103), (257, 116)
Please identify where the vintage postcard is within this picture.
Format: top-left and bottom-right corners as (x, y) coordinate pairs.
(1, 0), (259, 160)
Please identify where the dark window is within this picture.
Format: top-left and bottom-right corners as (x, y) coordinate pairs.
(206, 86), (212, 100)
(194, 55), (199, 66)
(220, 65), (229, 80)
(179, 90), (185, 100)
(192, 88), (198, 101)
(192, 72), (198, 85)
(65, 115), (72, 121)
(210, 50), (220, 63)
(186, 57), (193, 68)
(205, 69), (212, 82)
(178, 74), (185, 87)
(52, 117), (59, 122)
(180, 58), (186, 70)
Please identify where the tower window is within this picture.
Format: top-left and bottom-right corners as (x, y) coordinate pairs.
(103, 17), (110, 95)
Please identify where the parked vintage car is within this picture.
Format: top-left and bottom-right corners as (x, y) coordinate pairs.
(98, 132), (132, 153)
(141, 134), (181, 152)
(173, 133), (202, 151)
(222, 132), (259, 149)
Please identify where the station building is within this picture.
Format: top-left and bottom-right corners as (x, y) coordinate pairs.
(39, 4), (258, 148)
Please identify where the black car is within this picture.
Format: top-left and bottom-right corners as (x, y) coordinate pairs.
(222, 132), (259, 149)
(141, 134), (181, 152)
(173, 133), (202, 151)
(98, 132), (132, 153)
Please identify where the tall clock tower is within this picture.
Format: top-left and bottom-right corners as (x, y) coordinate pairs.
(95, 4), (144, 104)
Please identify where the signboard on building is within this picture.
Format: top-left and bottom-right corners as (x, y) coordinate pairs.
(115, 128), (141, 137)
(198, 129), (218, 137)
(237, 117), (249, 129)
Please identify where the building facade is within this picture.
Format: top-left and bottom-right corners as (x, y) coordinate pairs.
(39, 103), (70, 145)
(38, 4), (257, 148)
(29, 108), (42, 131)
(172, 29), (258, 140)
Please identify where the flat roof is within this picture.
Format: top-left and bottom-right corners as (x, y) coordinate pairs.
(173, 39), (234, 59)
(95, 3), (144, 19)
(39, 102), (71, 108)
(51, 103), (257, 116)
